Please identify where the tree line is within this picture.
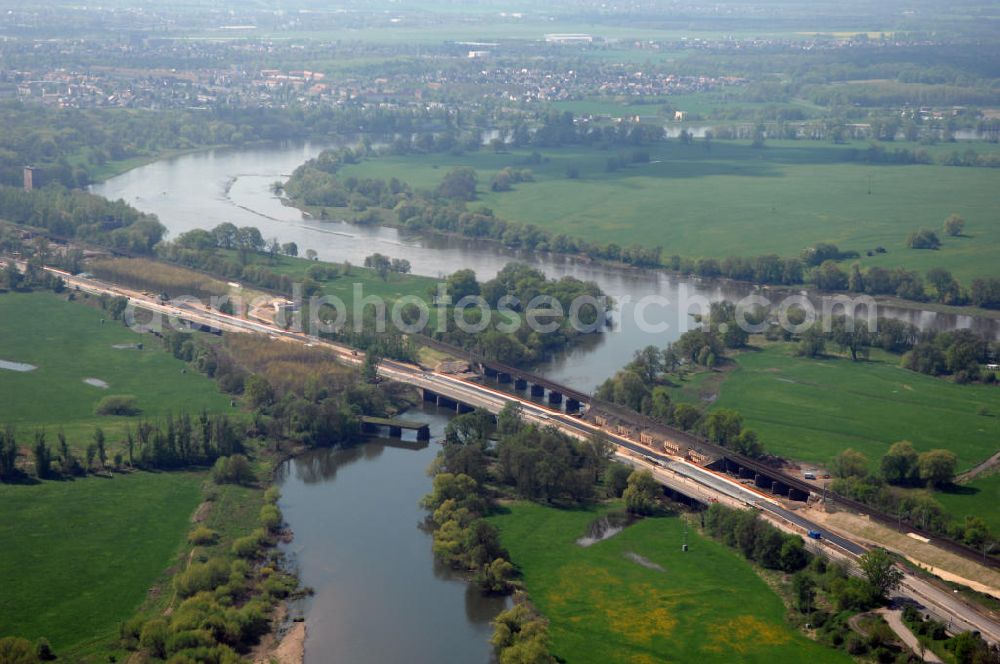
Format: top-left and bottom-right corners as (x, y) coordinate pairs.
(285, 148), (1000, 310)
(830, 444), (995, 553)
(0, 185), (164, 254)
(0, 409), (246, 482)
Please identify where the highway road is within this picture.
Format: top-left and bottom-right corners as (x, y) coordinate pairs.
(30, 264), (1000, 645)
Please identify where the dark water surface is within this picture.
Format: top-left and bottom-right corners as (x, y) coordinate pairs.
(275, 407), (508, 664)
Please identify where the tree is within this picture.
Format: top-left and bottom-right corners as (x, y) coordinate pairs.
(611, 371), (649, 412)
(93, 427), (106, 469)
(705, 409), (743, 447)
(813, 260), (848, 291)
(831, 317), (870, 361)
(305, 249), (318, 261)
(244, 375), (275, 408)
(496, 401), (524, 436)
(880, 440), (918, 485)
(907, 229), (941, 250)
(445, 269), (480, 302)
(796, 327), (827, 358)
(623, 469), (659, 515)
(281, 242), (298, 257)
(918, 449), (957, 488)
(858, 548), (903, 600)
(926, 268), (961, 304)
(437, 167), (478, 201)
(3, 262), (23, 290)
(604, 463), (633, 498)
(235, 226), (265, 260)
(943, 213), (965, 237)
(477, 557), (516, 593)
(211, 222), (238, 249)
(391, 258), (411, 275)
(0, 426), (18, 479)
(792, 572), (816, 613)
(364, 252), (392, 280)
(832, 448), (868, 479)
(629, 346), (663, 383)
(32, 431), (52, 479)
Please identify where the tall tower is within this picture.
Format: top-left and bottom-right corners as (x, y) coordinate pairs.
(23, 166), (36, 192)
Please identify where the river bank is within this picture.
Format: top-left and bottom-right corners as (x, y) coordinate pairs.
(89, 139), (999, 392)
(281, 186), (1000, 332)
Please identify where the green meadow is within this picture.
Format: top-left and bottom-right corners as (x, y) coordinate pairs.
(710, 343), (1000, 471)
(235, 250), (439, 305)
(339, 140), (1000, 282)
(0, 291), (232, 444)
(937, 473), (1000, 535)
(488, 501), (850, 664)
(0, 471), (203, 653)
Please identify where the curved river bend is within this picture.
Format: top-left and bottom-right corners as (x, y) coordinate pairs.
(93, 141), (998, 395)
(93, 142), (998, 662)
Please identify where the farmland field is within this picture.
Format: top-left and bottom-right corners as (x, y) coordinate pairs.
(488, 501), (850, 664)
(0, 291), (232, 444)
(338, 140), (1000, 282)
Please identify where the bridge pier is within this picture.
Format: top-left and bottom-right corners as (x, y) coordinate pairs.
(547, 391), (563, 406)
(788, 487), (809, 502)
(565, 398), (580, 413)
(497, 372), (512, 384)
(422, 388), (439, 403)
(514, 378), (528, 390)
(416, 425), (431, 441)
(484, 367), (498, 379)
(456, 402), (474, 414)
(530, 384), (545, 397)
(389, 425), (402, 437)
(437, 395), (456, 410)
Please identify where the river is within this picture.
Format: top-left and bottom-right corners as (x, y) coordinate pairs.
(92, 140), (998, 395)
(92, 139), (997, 662)
(275, 407), (508, 663)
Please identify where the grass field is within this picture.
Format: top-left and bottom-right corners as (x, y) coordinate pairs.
(709, 343), (1000, 472)
(339, 140), (1000, 282)
(488, 502), (850, 664)
(0, 471), (203, 652)
(234, 250), (439, 305)
(937, 473), (1000, 535)
(0, 291), (232, 444)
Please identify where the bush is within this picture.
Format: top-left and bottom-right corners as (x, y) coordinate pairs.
(907, 229), (941, 250)
(94, 394), (139, 416)
(211, 454), (255, 486)
(0, 637), (37, 664)
(174, 558), (230, 598)
(259, 504), (282, 531)
(139, 619), (170, 659)
(187, 526), (219, 546)
(34, 638), (54, 661)
(120, 615), (146, 649)
(231, 528), (267, 559)
(845, 633), (868, 655)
